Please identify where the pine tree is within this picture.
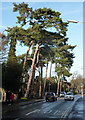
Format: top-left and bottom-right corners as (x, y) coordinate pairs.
(54, 36), (76, 95)
(5, 2), (76, 98)
(0, 33), (8, 62)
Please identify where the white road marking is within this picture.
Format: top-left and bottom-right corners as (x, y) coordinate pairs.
(43, 109), (49, 113)
(41, 101), (63, 114)
(26, 99), (64, 116)
(48, 110), (52, 113)
(44, 111), (46, 113)
(41, 103), (51, 109)
(14, 118), (19, 120)
(26, 109), (39, 116)
(61, 107), (70, 118)
(54, 110), (59, 115)
(49, 117), (57, 118)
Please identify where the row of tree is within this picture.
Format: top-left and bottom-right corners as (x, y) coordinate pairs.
(1, 2), (76, 98)
(70, 73), (84, 93)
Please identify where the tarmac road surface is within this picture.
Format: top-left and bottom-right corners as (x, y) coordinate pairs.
(68, 96), (85, 120)
(2, 95), (81, 120)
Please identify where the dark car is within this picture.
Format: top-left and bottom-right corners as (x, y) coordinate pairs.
(45, 92), (57, 102)
(83, 91), (85, 95)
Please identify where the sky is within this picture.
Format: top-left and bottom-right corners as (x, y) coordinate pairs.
(0, 1), (83, 80)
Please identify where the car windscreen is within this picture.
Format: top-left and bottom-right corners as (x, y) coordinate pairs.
(66, 93), (73, 95)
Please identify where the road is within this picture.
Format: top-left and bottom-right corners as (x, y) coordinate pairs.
(68, 96), (85, 120)
(2, 95), (81, 120)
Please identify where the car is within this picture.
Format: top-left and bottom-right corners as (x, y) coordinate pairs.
(60, 92), (66, 97)
(83, 91), (85, 95)
(64, 92), (74, 101)
(45, 92), (57, 102)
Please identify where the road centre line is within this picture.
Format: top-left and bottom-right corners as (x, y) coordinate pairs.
(60, 99), (79, 119)
(44, 111), (47, 113)
(42, 101), (62, 112)
(41, 101), (63, 113)
(54, 110), (59, 115)
(55, 101), (63, 106)
(26, 109), (40, 116)
(26, 100), (63, 116)
(48, 110), (52, 113)
(44, 108), (51, 113)
(61, 107), (70, 118)
(44, 101), (62, 114)
(41, 103), (54, 109)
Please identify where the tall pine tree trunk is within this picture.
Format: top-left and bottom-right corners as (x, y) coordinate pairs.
(57, 75), (60, 96)
(49, 62), (52, 78)
(26, 69), (29, 83)
(60, 76), (62, 93)
(43, 63), (48, 95)
(39, 65), (43, 98)
(41, 65), (43, 98)
(38, 65), (41, 97)
(48, 62), (52, 92)
(22, 40), (33, 79)
(62, 75), (65, 91)
(24, 43), (39, 98)
(31, 68), (35, 98)
(49, 80), (50, 92)
(36, 76), (39, 97)
(31, 50), (39, 97)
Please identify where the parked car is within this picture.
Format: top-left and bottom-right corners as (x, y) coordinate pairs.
(45, 92), (57, 102)
(60, 92), (66, 97)
(64, 92), (74, 101)
(83, 91), (85, 95)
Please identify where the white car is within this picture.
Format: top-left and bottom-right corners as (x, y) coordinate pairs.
(64, 92), (74, 101)
(60, 92), (66, 97)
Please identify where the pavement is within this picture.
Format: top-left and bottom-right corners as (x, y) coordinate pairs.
(68, 96), (85, 120)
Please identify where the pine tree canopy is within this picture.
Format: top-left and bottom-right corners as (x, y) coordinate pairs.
(5, 2), (76, 84)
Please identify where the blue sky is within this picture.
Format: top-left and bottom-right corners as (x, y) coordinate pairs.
(0, 2), (83, 80)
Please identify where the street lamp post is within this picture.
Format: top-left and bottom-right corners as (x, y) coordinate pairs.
(68, 19), (84, 98)
(67, 20), (79, 23)
(81, 83), (83, 99)
(67, 20), (85, 23)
